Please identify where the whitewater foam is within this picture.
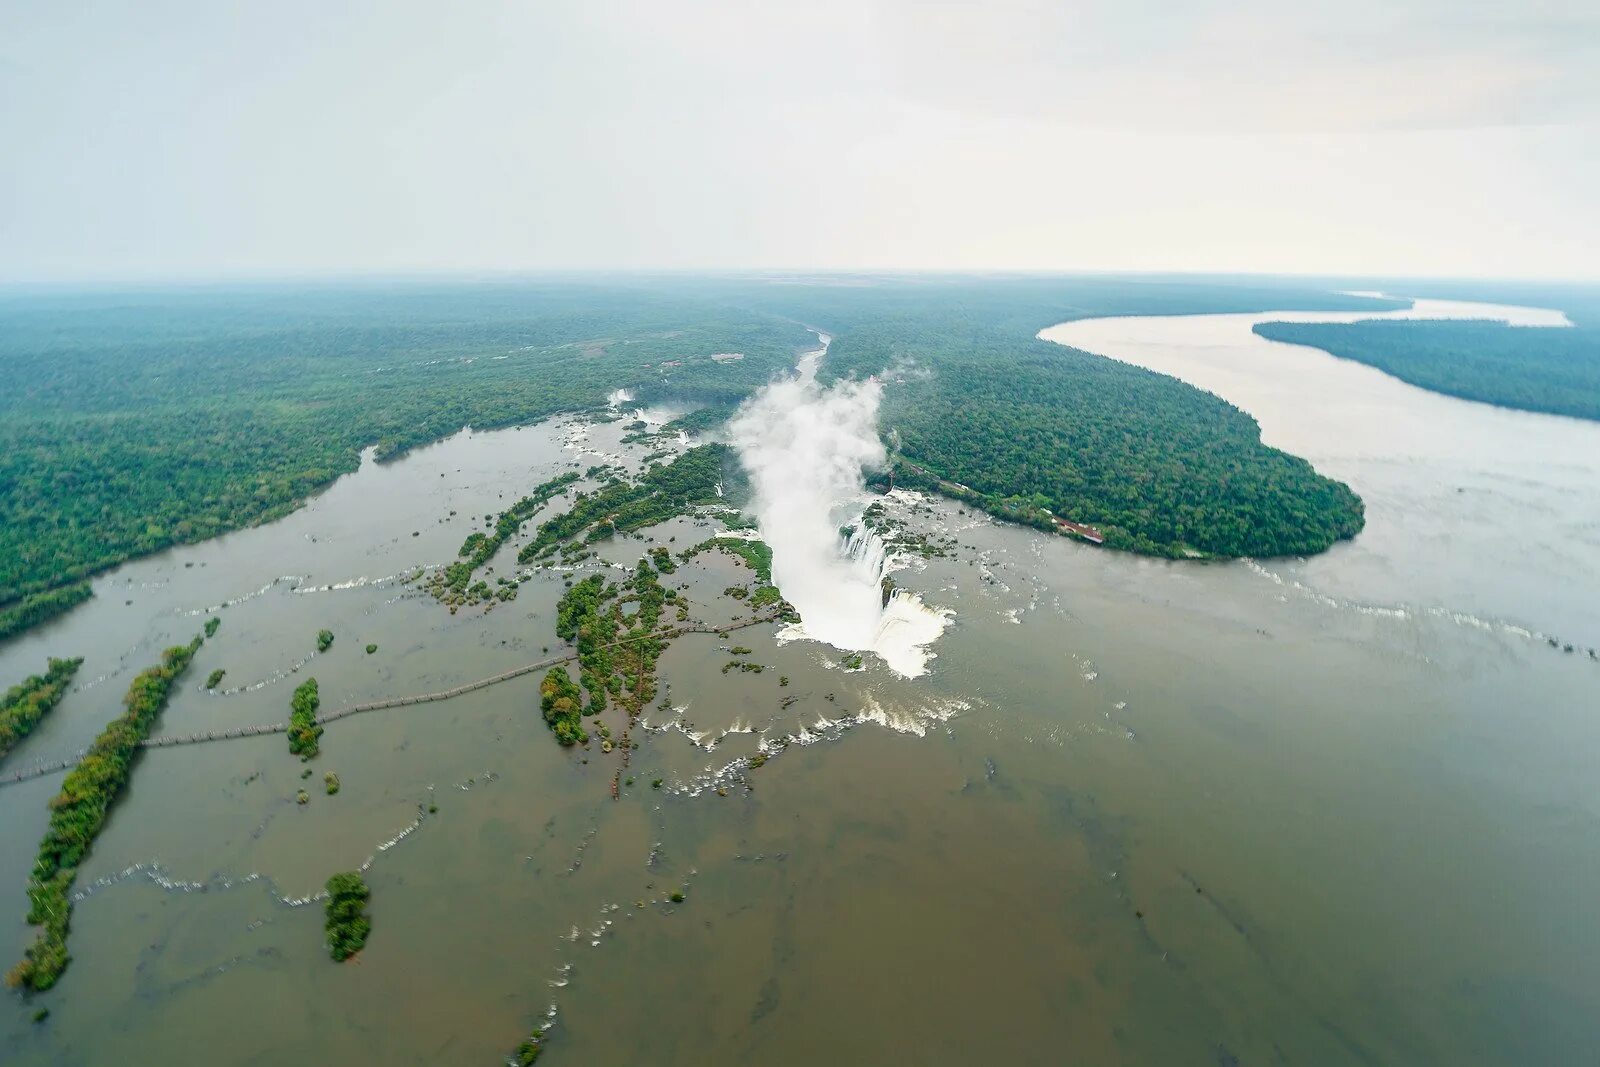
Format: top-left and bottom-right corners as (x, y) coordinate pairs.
(729, 333), (951, 678)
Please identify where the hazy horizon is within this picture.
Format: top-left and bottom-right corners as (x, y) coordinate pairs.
(4, 0), (1597, 283)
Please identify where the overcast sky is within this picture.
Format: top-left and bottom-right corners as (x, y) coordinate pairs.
(2, 0), (1596, 282)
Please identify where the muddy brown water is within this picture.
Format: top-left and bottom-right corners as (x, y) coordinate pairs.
(3, 310), (1599, 1064)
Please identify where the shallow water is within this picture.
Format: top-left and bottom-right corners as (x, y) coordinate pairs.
(3, 301), (1598, 1065)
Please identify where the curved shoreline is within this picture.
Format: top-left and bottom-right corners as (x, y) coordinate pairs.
(1038, 295), (1600, 640)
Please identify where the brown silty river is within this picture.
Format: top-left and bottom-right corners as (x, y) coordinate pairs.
(3, 299), (1598, 1065)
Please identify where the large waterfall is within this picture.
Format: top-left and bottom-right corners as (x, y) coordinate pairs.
(728, 334), (950, 678)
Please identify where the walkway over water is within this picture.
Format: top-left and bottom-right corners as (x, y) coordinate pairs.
(0, 615), (781, 788)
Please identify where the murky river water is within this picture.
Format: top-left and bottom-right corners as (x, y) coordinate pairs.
(3, 301), (1598, 1065)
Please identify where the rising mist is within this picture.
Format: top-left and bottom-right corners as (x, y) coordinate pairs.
(728, 335), (950, 677)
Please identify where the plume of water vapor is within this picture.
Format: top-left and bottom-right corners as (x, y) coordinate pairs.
(729, 335), (950, 677)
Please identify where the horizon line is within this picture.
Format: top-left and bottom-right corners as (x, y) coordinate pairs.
(3, 265), (1599, 291)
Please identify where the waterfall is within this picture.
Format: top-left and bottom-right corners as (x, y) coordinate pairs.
(729, 333), (950, 678)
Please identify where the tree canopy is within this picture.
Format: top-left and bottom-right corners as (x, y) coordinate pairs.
(1254, 319), (1600, 422)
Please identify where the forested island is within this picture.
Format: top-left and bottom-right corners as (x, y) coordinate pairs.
(288, 679), (322, 758)
(323, 872), (371, 961)
(0, 658), (83, 766)
(7, 635), (203, 991)
(0, 275), (1429, 644)
(1253, 319), (1600, 422)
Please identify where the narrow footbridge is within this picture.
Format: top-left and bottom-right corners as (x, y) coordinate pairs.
(0, 615), (781, 788)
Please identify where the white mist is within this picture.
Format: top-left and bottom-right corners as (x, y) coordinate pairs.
(729, 334), (950, 677)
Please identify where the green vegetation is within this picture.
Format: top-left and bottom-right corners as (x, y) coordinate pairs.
(205, 668), (225, 689)
(323, 872), (371, 961)
(6, 636), (201, 992)
(428, 471), (580, 606)
(514, 1027), (548, 1064)
(324, 771), (340, 795)
(203, 616), (221, 638)
(316, 629), (334, 652)
(0, 657), (83, 766)
(558, 561), (670, 709)
(1253, 319), (1600, 422)
(1, 276), (1413, 650)
(534, 532), (690, 750)
(860, 501), (956, 559)
(682, 537), (785, 608)
(827, 320), (1364, 557)
(0, 584), (92, 643)
(663, 407), (733, 435)
(288, 678), (323, 758)
(709, 274), (1400, 556)
(365, 643), (378, 654)
(538, 667), (587, 747)
(687, 536), (773, 583)
(0, 284), (814, 641)
(519, 445), (730, 563)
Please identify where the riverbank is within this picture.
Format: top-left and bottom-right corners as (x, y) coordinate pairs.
(1040, 294), (1600, 641)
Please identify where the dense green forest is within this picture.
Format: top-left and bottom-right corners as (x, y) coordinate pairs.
(822, 319), (1366, 556)
(0, 284), (814, 625)
(554, 558), (672, 721)
(518, 445), (731, 562)
(1253, 319), (1600, 422)
(323, 872), (372, 962)
(288, 678), (322, 758)
(1, 275), (1418, 638)
(0, 585), (92, 642)
(0, 657), (83, 765)
(651, 275), (1416, 555)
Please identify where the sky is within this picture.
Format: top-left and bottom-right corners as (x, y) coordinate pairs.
(2, 0), (1597, 282)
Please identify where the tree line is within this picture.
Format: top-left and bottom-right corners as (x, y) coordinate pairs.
(1254, 319), (1600, 422)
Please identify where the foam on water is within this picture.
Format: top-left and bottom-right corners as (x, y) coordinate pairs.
(69, 802), (435, 910)
(730, 333), (951, 678)
(1236, 558), (1569, 639)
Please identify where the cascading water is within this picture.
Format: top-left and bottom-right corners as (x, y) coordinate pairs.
(729, 333), (951, 678)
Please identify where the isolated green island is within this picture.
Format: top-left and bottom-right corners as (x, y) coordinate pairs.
(288, 678), (322, 758)
(323, 872), (371, 961)
(7, 636), (203, 991)
(0, 657), (83, 766)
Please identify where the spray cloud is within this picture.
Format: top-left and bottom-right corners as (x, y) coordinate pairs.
(729, 335), (950, 677)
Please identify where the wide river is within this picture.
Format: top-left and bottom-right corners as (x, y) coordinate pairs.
(3, 298), (1597, 1064)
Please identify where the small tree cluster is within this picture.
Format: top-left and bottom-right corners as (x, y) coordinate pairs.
(539, 667), (587, 746)
(288, 678), (323, 758)
(324, 872), (371, 961)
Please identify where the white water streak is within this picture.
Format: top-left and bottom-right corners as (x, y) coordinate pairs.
(729, 334), (950, 677)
